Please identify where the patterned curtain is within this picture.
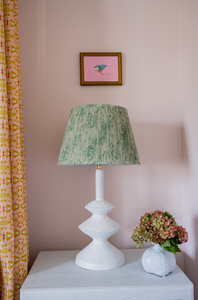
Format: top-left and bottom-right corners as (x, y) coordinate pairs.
(0, 0), (29, 299)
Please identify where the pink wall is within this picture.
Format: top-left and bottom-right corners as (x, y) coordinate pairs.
(17, 0), (198, 290)
(179, 0), (198, 298)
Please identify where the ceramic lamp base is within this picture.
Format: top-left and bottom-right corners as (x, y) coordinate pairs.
(75, 240), (125, 270)
(75, 168), (125, 270)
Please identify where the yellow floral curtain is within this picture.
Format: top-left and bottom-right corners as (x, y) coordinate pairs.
(0, 0), (29, 299)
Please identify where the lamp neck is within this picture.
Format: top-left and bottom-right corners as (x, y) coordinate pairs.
(95, 168), (104, 201)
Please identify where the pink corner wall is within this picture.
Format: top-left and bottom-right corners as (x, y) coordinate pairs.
(179, 0), (198, 298)
(17, 0), (197, 294)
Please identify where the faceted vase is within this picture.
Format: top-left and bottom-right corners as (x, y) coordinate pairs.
(142, 244), (176, 277)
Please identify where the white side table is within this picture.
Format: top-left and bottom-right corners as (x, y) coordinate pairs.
(20, 249), (194, 300)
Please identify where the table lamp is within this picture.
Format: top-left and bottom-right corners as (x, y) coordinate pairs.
(57, 104), (140, 270)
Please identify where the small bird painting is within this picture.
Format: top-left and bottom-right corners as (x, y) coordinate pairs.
(94, 64), (107, 74)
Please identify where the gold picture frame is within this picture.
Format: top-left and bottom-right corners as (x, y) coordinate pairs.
(80, 52), (122, 86)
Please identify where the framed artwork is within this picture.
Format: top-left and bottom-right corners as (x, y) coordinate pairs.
(80, 52), (122, 86)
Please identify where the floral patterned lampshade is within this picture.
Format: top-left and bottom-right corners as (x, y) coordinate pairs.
(58, 104), (140, 165)
(58, 104), (140, 270)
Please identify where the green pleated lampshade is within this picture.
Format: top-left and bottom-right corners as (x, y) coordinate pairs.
(57, 104), (140, 165)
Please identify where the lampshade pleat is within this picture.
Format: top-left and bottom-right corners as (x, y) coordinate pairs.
(57, 104), (140, 165)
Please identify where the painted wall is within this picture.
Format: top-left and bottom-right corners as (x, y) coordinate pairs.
(179, 0), (198, 298)
(17, 0), (198, 291)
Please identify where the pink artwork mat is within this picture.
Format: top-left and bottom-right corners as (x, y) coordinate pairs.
(84, 56), (119, 82)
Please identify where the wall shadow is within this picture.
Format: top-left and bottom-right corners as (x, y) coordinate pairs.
(132, 122), (183, 165)
(183, 216), (198, 299)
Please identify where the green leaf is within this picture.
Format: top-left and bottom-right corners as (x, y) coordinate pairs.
(164, 211), (172, 219)
(165, 244), (182, 253)
(160, 239), (171, 248)
(171, 237), (177, 246)
(175, 245), (182, 253)
(165, 244), (176, 253)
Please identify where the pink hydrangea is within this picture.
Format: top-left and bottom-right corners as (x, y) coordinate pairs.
(131, 210), (188, 253)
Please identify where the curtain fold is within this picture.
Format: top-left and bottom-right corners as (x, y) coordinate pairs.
(0, 0), (29, 299)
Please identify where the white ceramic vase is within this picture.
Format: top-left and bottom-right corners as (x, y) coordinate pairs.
(142, 243), (176, 277)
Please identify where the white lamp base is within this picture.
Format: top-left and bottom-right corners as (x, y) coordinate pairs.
(75, 168), (125, 270)
(75, 240), (125, 270)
